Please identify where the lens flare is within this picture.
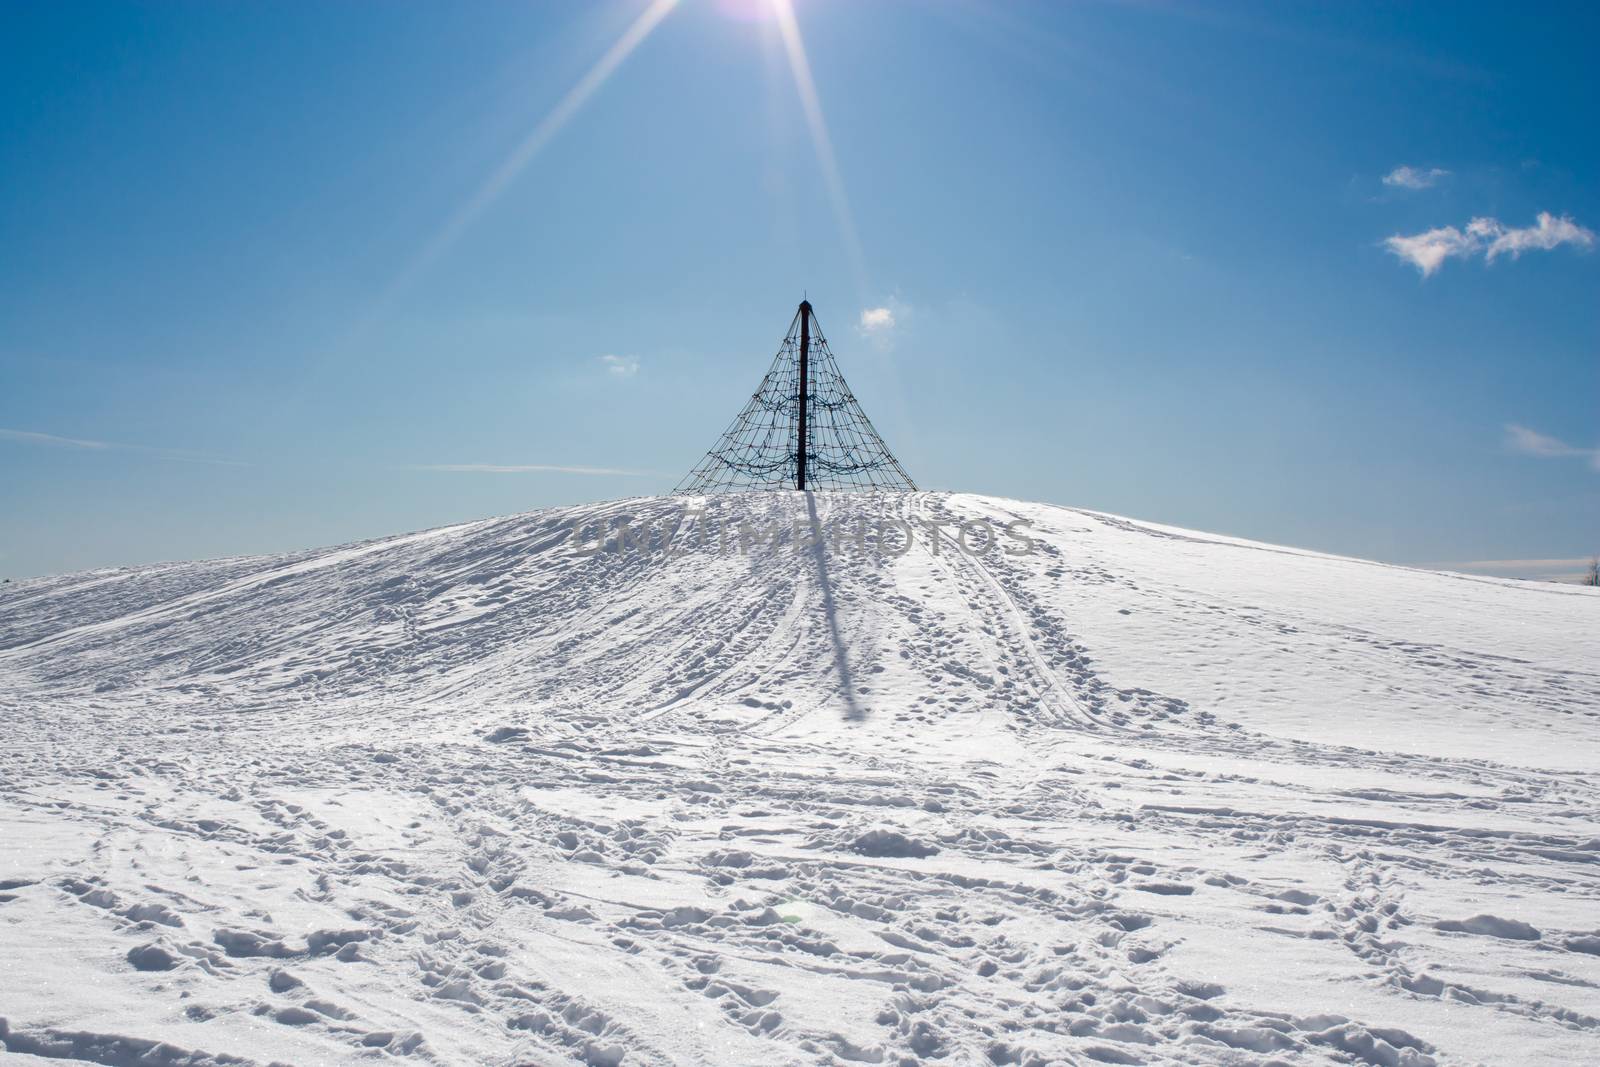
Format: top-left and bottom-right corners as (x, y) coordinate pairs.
(385, 0), (681, 306)
(715, 0), (781, 21)
(770, 0), (867, 300)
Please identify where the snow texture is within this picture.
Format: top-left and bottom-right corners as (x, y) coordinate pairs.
(1, 491), (1598, 1066)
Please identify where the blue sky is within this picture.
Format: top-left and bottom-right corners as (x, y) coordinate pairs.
(2, 0), (1596, 580)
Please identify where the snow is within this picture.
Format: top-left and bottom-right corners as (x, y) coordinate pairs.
(1, 490), (1597, 1065)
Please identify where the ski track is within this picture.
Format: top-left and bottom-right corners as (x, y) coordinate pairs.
(2, 491), (1598, 1066)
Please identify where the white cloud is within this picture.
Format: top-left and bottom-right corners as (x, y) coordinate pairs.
(599, 354), (640, 379)
(859, 306), (895, 333)
(410, 463), (646, 476)
(1382, 224), (1478, 277)
(1504, 423), (1600, 472)
(1480, 211), (1597, 262)
(1383, 165), (1449, 190)
(1384, 212), (1595, 277)
(856, 299), (910, 350)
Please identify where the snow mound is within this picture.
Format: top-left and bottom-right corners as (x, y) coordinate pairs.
(849, 828), (940, 858)
(1435, 914), (1542, 941)
(2, 491), (1598, 1066)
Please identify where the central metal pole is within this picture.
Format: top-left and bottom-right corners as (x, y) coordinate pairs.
(796, 299), (810, 491)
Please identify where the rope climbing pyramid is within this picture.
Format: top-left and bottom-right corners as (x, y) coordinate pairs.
(676, 299), (916, 493)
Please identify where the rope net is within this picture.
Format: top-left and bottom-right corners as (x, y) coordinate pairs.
(676, 304), (917, 494)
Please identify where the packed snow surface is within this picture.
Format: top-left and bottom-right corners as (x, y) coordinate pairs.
(2, 492), (1598, 1066)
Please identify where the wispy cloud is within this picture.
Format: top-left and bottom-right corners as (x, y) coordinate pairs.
(0, 427), (114, 450)
(598, 354), (640, 379)
(0, 426), (246, 465)
(1504, 423), (1600, 472)
(1384, 212), (1595, 277)
(1480, 212), (1597, 262)
(1382, 165), (1449, 190)
(409, 463), (647, 476)
(1383, 224), (1478, 277)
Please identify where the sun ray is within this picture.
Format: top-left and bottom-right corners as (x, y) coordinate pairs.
(770, 0), (868, 301)
(383, 0), (681, 306)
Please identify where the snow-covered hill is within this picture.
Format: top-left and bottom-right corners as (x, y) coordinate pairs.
(2, 492), (1597, 1066)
